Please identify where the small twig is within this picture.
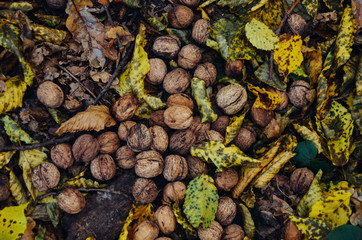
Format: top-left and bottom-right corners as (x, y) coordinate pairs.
(33, 191), (57, 206)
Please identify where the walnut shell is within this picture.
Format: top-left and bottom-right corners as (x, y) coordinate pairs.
(169, 129), (196, 155)
(192, 19), (210, 44)
(58, 188), (85, 214)
(164, 105), (193, 130)
(214, 168), (238, 191)
(37, 81), (64, 108)
(198, 221), (223, 240)
(216, 84), (247, 115)
(112, 94), (138, 122)
(250, 106), (274, 127)
(115, 145), (136, 169)
(154, 205), (176, 235)
(263, 119), (281, 140)
(233, 127), (257, 151)
(51, 143), (74, 169)
(180, 0), (200, 7)
(150, 126), (169, 153)
(266, 87), (289, 111)
(0, 174), (10, 201)
(72, 134), (100, 162)
(224, 60), (244, 78)
(135, 150), (164, 178)
(149, 110), (169, 130)
(118, 121), (137, 141)
(133, 221), (159, 240)
(97, 131), (121, 154)
(146, 58), (168, 85)
(127, 124), (153, 152)
(211, 116), (230, 136)
(288, 80), (315, 109)
(132, 178), (159, 204)
(167, 93), (194, 111)
(216, 196), (237, 225)
(163, 155), (188, 181)
(163, 68), (191, 94)
(189, 116), (211, 141)
(168, 5), (194, 29)
(90, 154), (116, 181)
(32, 162), (60, 192)
(163, 181), (186, 203)
(178, 44), (202, 69)
(194, 62), (217, 87)
(186, 155), (207, 179)
(153, 35), (181, 59)
(222, 224), (245, 240)
(290, 168), (314, 195)
(205, 130), (225, 143)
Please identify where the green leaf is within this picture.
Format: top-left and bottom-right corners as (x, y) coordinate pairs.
(289, 216), (331, 240)
(0, 115), (36, 144)
(0, 203), (28, 239)
(327, 225), (362, 240)
(224, 110), (248, 145)
(245, 18), (279, 51)
(184, 174), (219, 229)
(239, 203), (255, 239)
(292, 141), (318, 165)
(46, 201), (61, 227)
(302, 0), (319, 17)
(166, 28), (191, 45)
(172, 202), (198, 239)
(0, 76), (27, 115)
(0, 151), (16, 169)
(191, 78), (217, 123)
(254, 62), (286, 91)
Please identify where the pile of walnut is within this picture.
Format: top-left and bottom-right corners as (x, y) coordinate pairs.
(19, 1), (318, 240)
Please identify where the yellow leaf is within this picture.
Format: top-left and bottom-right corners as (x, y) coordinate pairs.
(251, 0), (268, 11)
(224, 110), (248, 146)
(289, 216), (331, 240)
(59, 170), (104, 189)
(245, 18), (278, 50)
(292, 124), (323, 153)
(106, 26), (134, 45)
(0, 151), (16, 169)
(0, 76), (27, 114)
(0, 115), (35, 144)
(274, 34), (303, 81)
(191, 78), (217, 123)
(31, 23), (67, 45)
(251, 0), (286, 30)
(247, 83), (283, 110)
(0, 203), (29, 239)
(352, 56), (362, 134)
(172, 202), (198, 239)
(55, 105), (116, 135)
(6, 167), (27, 205)
(303, 48), (323, 84)
(302, 0), (319, 17)
(240, 187), (256, 208)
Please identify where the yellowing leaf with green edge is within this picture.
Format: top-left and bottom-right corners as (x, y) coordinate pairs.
(289, 216), (331, 240)
(0, 76), (27, 115)
(172, 202), (198, 239)
(316, 101), (354, 166)
(1, 115), (36, 144)
(191, 141), (260, 172)
(6, 167), (27, 205)
(274, 34), (303, 81)
(251, 0), (286, 30)
(119, 203), (154, 240)
(247, 83), (282, 110)
(245, 18), (278, 50)
(0, 150), (16, 169)
(191, 78), (217, 123)
(302, 0), (319, 17)
(184, 174), (219, 229)
(0, 21), (34, 86)
(0, 203), (28, 239)
(239, 203), (255, 239)
(335, 6), (356, 69)
(224, 110), (248, 145)
(292, 124), (323, 153)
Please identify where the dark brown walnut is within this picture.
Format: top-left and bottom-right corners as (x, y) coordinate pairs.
(288, 14), (307, 36)
(154, 205), (177, 235)
(178, 44), (202, 69)
(37, 81), (64, 108)
(146, 58), (168, 85)
(169, 129), (196, 155)
(233, 127), (257, 151)
(290, 168), (314, 195)
(163, 68), (191, 94)
(46, 0), (66, 9)
(118, 121), (137, 141)
(263, 119), (281, 140)
(225, 60), (244, 78)
(266, 87), (289, 111)
(216, 196), (237, 226)
(149, 126), (169, 153)
(212, 116), (230, 136)
(163, 181), (186, 203)
(163, 155), (188, 181)
(50, 143), (74, 169)
(222, 224), (245, 240)
(31, 162), (60, 192)
(205, 130), (225, 143)
(97, 131), (121, 154)
(127, 124), (153, 152)
(153, 35), (181, 59)
(164, 105), (193, 130)
(167, 93), (194, 111)
(192, 19), (210, 44)
(149, 110), (169, 130)
(250, 106), (275, 127)
(180, 0), (200, 7)
(57, 188), (85, 214)
(132, 178), (159, 204)
(216, 84), (248, 115)
(115, 145), (136, 169)
(198, 221), (223, 240)
(135, 150), (164, 178)
(0, 174), (10, 201)
(285, 220), (302, 240)
(112, 93), (138, 122)
(90, 154), (116, 181)
(186, 155), (207, 179)
(168, 5), (194, 29)
(214, 168), (238, 191)
(189, 116), (211, 141)
(133, 221), (159, 240)
(288, 80), (315, 109)
(72, 134), (100, 162)
(194, 62), (217, 87)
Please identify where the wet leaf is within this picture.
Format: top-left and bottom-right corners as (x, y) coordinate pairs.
(0, 76), (27, 115)
(289, 216), (331, 240)
(0, 203), (28, 239)
(245, 18), (279, 51)
(55, 105), (117, 135)
(106, 26), (134, 45)
(172, 202), (198, 239)
(7, 167), (27, 205)
(302, 0), (319, 17)
(292, 124), (323, 153)
(224, 110), (248, 146)
(0, 150), (16, 169)
(183, 174), (219, 229)
(239, 203), (255, 239)
(191, 78), (217, 123)
(254, 62), (286, 91)
(247, 83), (283, 110)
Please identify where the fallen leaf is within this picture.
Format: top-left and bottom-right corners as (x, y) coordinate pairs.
(0, 203), (28, 239)
(0, 76), (27, 115)
(292, 123), (323, 153)
(239, 203), (255, 239)
(254, 62), (286, 91)
(290, 216), (331, 240)
(351, 56), (362, 134)
(91, 71), (111, 84)
(247, 83), (283, 110)
(6, 167), (28, 205)
(245, 18), (279, 51)
(0, 150), (16, 169)
(106, 26), (134, 45)
(172, 202), (198, 239)
(302, 0), (319, 17)
(251, 0), (285, 30)
(224, 110), (248, 146)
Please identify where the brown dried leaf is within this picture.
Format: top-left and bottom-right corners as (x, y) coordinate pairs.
(106, 26), (134, 45)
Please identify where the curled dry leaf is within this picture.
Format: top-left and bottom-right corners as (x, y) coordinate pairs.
(106, 26), (134, 45)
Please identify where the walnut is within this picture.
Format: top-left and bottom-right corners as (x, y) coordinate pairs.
(192, 19), (210, 44)
(266, 87), (289, 111)
(198, 221), (223, 240)
(97, 131), (121, 154)
(288, 14), (307, 36)
(127, 124), (153, 152)
(154, 205), (176, 235)
(224, 60), (244, 78)
(90, 154), (116, 181)
(290, 168), (314, 195)
(31, 162), (60, 192)
(163, 181), (186, 203)
(132, 178), (159, 204)
(216, 196), (237, 225)
(164, 105), (193, 130)
(168, 5), (194, 29)
(37, 81), (64, 108)
(0, 174), (10, 201)
(146, 58), (168, 85)
(153, 35), (181, 59)
(233, 127), (257, 151)
(72, 134), (100, 162)
(169, 129), (196, 155)
(163, 155), (188, 181)
(112, 93), (138, 122)
(205, 130), (225, 143)
(263, 119), (281, 140)
(194, 62), (217, 87)
(189, 116), (211, 141)
(186, 155), (207, 179)
(211, 116), (230, 136)
(167, 93), (194, 111)
(178, 44), (202, 69)
(135, 150), (164, 178)
(46, 0), (66, 9)
(51, 143), (74, 169)
(285, 220), (302, 240)
(115, 145), (136, 169)
(150, 126), (169, 153)
(163, 68), (191, 94)
(216, 84), (248, 115)
(57, 188), (85, 214)
(133, 221), (159, 240)
(149, 110), (169, 130)
(214, 168), (238, 191)
(222, 224), (245, 240)
(288, 80), (315, 109)
(250, 106), (274, 127)
(180, 0), (200, 7)
(118, 121), (137, 141)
